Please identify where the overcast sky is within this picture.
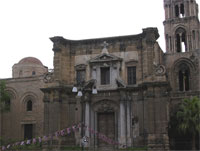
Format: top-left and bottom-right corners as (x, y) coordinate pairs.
(0, 0), (199, 78)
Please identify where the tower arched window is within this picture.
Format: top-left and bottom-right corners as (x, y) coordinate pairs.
(175, 5), (179, 17)
(180, 4), (185, 17)
(175, 28), (187, 52)
(178, 66), (190, 91)
(27, 100), (32, 111)
(175, 4), (185, 18)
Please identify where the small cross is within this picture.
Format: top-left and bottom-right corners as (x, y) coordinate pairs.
(101, 41), (109, 54)
(102, 41), (109, 49)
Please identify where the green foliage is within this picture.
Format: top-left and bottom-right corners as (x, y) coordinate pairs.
(9, 142), (42, 150)
(176, 96), (200, 135)
(0, 80), (10, 112)
(60, 146), (82, 150)
(0, 137), (4, 146)
(120, 146), (148, 150)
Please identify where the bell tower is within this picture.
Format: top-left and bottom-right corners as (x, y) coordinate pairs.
(163, 0), (200, 53)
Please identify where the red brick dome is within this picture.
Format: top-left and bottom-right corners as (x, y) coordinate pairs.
(18, 57), (43, 66)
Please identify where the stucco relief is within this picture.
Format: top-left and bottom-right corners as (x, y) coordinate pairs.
(92, 99), (119, 113)
(154, 65), (166, 76)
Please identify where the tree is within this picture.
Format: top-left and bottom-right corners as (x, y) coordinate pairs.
(176, 96), (200, 150)
(0, 80), (10, 147)
(0, 80), (10, 111)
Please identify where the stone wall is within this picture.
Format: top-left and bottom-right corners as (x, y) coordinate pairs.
(1, 76), (45, 142)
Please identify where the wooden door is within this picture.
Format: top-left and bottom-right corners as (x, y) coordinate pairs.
(97, 112), (115, 147)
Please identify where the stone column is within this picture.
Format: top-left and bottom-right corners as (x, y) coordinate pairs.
(85, 101), (90, 138)
(126, 99), (132, 147)
(75, 98), (82, 145)
(43, 92), (50, 135)
(83, 92), (91, 147)
(119, 100), (126, 147)
(172, 5), (175, 18)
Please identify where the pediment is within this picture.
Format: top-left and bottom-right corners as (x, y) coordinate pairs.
(89, 53), (122, 63)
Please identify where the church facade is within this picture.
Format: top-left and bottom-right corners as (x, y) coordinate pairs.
(42, 0), (200, 150)
(43, 27), (170, 150)
(1, 0), (200, 150)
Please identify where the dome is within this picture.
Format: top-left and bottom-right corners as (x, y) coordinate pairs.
(18, 57), (43, 66)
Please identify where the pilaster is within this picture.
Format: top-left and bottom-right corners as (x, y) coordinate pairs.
(119, 91), (126, 148)
(83, 92), (91, 147)
(126, 97), (132, 147)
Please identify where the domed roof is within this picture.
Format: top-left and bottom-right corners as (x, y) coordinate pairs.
(18, 57), (43, 66)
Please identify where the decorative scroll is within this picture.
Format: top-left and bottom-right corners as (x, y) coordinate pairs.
(154, 65), (166, 76)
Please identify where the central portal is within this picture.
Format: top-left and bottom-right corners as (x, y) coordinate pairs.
(97, 112), (115, 147)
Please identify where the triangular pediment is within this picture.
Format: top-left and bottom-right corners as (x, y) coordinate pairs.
(89, 53), (122, 63)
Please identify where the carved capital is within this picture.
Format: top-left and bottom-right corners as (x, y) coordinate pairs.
(120, 91), (127, 102)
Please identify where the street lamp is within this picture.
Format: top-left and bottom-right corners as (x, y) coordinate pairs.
(72, 79), (98, 97)
(72, 79), (97, 150)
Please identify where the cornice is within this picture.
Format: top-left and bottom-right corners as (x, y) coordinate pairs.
(49, 27), (159, 48)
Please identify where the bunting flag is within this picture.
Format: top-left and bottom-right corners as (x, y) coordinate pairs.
(72, 125), (77, 131)
(60, 129), (65, 136)
(6, 144), (10, 149)
(26, 139), (31, 145)
(2, 146), (6, 150)
(55, 131), (60, 137)
(77, 123), (81, 128)
(67, 127), (71, 134)
(38, 137), (42, 143)
(20, 141), (25, 146)
(32, 138), (37, 144)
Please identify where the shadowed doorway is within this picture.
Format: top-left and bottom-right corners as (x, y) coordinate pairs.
(97, 112), (115, 147)
(24, 124), (33, 139)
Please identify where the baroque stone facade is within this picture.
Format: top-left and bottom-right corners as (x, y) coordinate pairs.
(41, 0), (200, 150)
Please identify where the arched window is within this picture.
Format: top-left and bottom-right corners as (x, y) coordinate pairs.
(5, 99), (11, 111)
(176, 34), (181, 52)
(175, 4), (185, 18)
(178, 65), (190, 91)
(27, 100), (32, 111)
(180, 4), (185, 17)
(175, 5), (179, 17)
(19, 70), (23, 77)
(175, 28), (187, 52)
